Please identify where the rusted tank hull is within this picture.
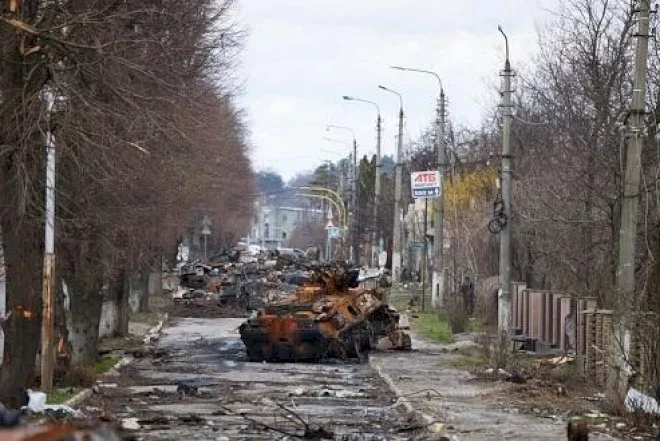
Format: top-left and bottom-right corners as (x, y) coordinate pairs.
(239, 266), (409, 363)
(239, 319), (331, 361)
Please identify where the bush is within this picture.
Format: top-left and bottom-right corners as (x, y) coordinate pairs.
(441, 295), (469, 334)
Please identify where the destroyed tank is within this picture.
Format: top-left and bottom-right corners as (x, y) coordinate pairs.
(239, 265), (409, 362)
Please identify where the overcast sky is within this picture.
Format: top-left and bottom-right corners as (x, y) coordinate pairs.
(235, 0), (558, 181)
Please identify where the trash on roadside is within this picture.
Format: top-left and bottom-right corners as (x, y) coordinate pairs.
(288, 387), (367, 399)
(23, 389), (84, 418)
(378, 330), (412, 351)
(0, 404), (24, 428)
(484, 368), (526, 384)
(625, 387), (660, 415)
(121, 417), (141, 430)
(25, 389), (46, 413)
(439, 340), (482, 354)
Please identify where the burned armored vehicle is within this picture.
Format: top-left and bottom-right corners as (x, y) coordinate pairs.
(239, 265), (410, 362)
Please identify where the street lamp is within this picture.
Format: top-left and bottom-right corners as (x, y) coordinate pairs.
(391, 65), (446, 308)
(326, 125), (358, 263)
(323, 137), (351, 195)
(378, 85), (405, 282)
(343, 96), (383, 267)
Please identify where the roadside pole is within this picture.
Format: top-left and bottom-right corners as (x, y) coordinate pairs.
(433, 92), (446, 309)
(613, 0), (651, 397)
(41, 91), (56, 390)
(422, 198), (428, 311)
(497, 26), (514, 333)
(393, 105), (404, 281)
(374, 114), (382, 267)
(411, 171), (441, 312)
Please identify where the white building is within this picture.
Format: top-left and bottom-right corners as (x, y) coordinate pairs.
(245, 196), (324, 250)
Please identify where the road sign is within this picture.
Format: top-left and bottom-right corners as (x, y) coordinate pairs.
(408, 241), (424, 250)
(411, 170), (441, 199)
(328, 227), (343, 239)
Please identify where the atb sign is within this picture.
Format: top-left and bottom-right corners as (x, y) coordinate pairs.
(411, 170), (441, 199)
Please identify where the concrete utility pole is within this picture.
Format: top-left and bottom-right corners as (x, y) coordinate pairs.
(352, 137), (358, 263)
(615, 0), (651, 386)
(435, 92), (446, 308)
(41, 90), (57, 390)
(390, 66), (446, 308)
(342, 96), (382, 267)
(497, 25), (514, 333)
(379, 85), (404, 282)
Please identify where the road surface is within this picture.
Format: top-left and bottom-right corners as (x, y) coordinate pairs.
(90, 317), (420, 440)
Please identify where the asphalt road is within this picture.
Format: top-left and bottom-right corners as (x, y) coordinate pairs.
(90, 317), (419, 440)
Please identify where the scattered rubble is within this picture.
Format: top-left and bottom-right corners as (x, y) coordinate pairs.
(0, 424), (121, 441)
(239, 263), (411, 362)
(625, 387), (660, 415)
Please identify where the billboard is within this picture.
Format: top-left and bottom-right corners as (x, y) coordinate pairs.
(411, 170), (441, 198)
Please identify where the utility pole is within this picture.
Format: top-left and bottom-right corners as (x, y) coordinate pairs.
(41, 90), (56, 390)
(375, 114), (382, 266)
(352, 137), (359, 264)
(422, 198), (428, 311)
(497, 25), (514, 333)
(347, 151), (355, 263)
(341, 96), (382, 267)
(614, 0), (651, 392)
(389, 66), (445, 306)
(433, 91), (446, 309)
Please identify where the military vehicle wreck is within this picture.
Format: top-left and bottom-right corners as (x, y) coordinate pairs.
(239, 264), (411, 362)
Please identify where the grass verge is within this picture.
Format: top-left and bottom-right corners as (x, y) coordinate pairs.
(412, 312), (452, 343)
(46, 388), (78, 404)
(90, 355), (119, 375)
(130, 311), (161, 327)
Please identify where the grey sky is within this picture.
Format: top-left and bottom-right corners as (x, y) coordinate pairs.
(236, 0), (557, 180)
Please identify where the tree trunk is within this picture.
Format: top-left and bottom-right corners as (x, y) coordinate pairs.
(116, 273), (129, 336)
(68, 280), (103, 366)
(0, 218), (43, 406)
(139, 270), (150, 313)
(59, 235), (105, 366)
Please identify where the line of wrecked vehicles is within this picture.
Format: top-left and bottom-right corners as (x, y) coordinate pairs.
(175, 249), (411, 362)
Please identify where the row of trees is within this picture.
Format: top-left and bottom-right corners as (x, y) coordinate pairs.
(405, 0), (659, 396)
(0, 0), (254, 403)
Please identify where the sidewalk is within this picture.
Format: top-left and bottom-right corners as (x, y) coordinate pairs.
(371, 331), (617, 440)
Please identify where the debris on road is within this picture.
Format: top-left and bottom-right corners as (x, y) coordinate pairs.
(625, 387), (660, 415)
(0, 424), (121, 441)
(239, 263), (411, 362)
(121, 417), (141, 430)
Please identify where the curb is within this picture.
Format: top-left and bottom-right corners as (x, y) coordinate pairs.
(371, 360), (436, 426)
(63, 355), (132, 407)
(63, 314), (168, 409)
(371, 352), (455, 440)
